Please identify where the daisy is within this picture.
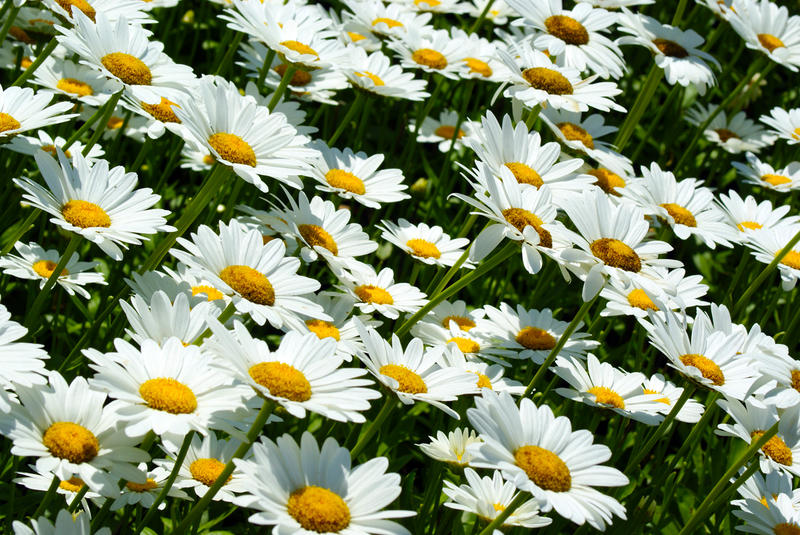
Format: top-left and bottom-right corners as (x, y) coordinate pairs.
(5, 130), (105, 164)
(308, 143), (409, 209)
(379, 219), (471, 267)
(174, 75), (318, 192)
(42, 0), (151, 25)
(179, 139), (216, 174)
(760, 107), (800, 145)
(108, 462), (187, 511)
(388, 27), (467, 80)
(449, 28), (510, 82)
(507, 0), (625, 78)
(733, 494), (800, 535)
(413, 109), (474, 152)
(205, 319), (379, 423)
(616, 9), (719, 94)
(579, 0), (655, 6)
(641, 373), (705, 423)
(0, 84), (74, 139)
(296, 294), (380, 362)
(727, 0), (800, 71)
(717, 190), (799, 237)
(437, 345), (526, 394)
(733, 151), (800, 192)
(745, 225), (800, 290)
(86, 338), (245, 448)
(467, 0), (514, 23)
(233, 431), (415, 534)
(418, 428), (482, 467)
(443, 469), (552, 531)
(335, 265), (427, 320)
(31, 57), (118, 106)
(13, 465), (103, 506)
(412, 320), (496, 364)
(125, 265), (227, 305)
(732, 470), (800, 509)
(356, 323), (478, 418)
(686, 103), (776, 153)
(759, 353), (800, 409)
(398, 0), (469, 14)
(119, 290), (220, 347)
(13, 509), (111, 535)
(170, 219), (326, 329)
(119, 88), (189, 140)
(467, 391), (628, 530)
(598, 268), (708, 321)
(0, 303), (48, 388)
(417, 299), (489, 334)
(343, 0), (433, 39)
(340, 47), (430, 101)
(14, 150), (173, 261)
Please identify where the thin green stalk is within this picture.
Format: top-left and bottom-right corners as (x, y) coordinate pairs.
(477, 492), (528, 535)
(350, 395), (396, 458)
(172, 400), (275, 534)
(213, 32), (243, 77)
(30, 475), (59, 519)
(524, 105), (540, 130)
(328, 91), (365, 146)
(11, 37), (58, 87)
(90, 497), (114, 531)
(25, 234), (81, 329)
(82, 90), (123, 156)
(62, 105), (107, 152)
(614, 65), (663, 152)
(256, 48), (276, 93)
(192, 302), (236, 345)
(267, 64), (298, 111)
(631, 84), (681, 161)
(67, 484), (89, 513)
(468, 0), (496, 33)
(1, 209), (39, 255)
(724, 248), (749, 308)
(0, 5), (20, 44)
(670, 0), (690, 24)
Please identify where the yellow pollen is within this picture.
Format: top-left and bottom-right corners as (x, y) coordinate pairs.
(758, 33), (785, 52)
(280, 40), (318, 57)
(774, 523), (800, 535)
(643, 388), (671, 404)
(434, 125), (465, 140)
(354, 285), (393, 305)
(42, 422), (99, 464)
(660, 203), (697, 227)
(492, 502), (506, 512)
(20, 56), (33, 69)
(522, 67), (573, 95)
(306, 319), (341, 341)
(371, 17), (403, 28)
(62, 200), (111, 229)
(406, 238), (441, 259)
(793, 128), (800, 141)
(107, 116), (124, 130)
(325, 169), (366, 195)
(447, 336), (480, 353)
(779, 251), (800, 270)
(514, 445), (571, 492)
(501, 208), (552, 247)
(202, 154), (215, 166)
(751, 431), (793, 466)
(680, 353), (725, 385)
(59, 477), (85, 493)
(464, 57), (492, 77)
(57, 78), (93, 97)
(9, 27), (33, 44)
(516, 326), (556, 350)
(474, 372), (492, 389)
(737, 220), (763, 231)
(442, 315), (476, 331)
(652, 38), (689, 57)
(414, 0), (440, 6)
(274, 64), (312, 86)
(42, 144), (71, 158)
(355, 70), (385, 86)
(590, 238), (641, 272)
(139, 378), (197, 414)
(791, 370), (800, 393)
(56, 0), (96, 21)
(348, 32), (366, 43)
(412, 48), (447, 69)
(101, 52), (152, 85)
(248, 361), (311, 401)
(587, 386), (625, 408)
(557, 122), (593, 148)
(208, 132), (257, 167)
(189, 458), (230, 487)
(714, 128), (740, 142)
(287, 486), (351, 533)
(298, 224), (338, 255)
(219, 265), (275, 305)
(191, 285), (224, 301)
(505, 162), (543, 188)
(126, 479), (158, 492)
(379, 364), (427, 394)
(588, 168), (625, 195)
(762, 173), (792, 186)
(627, 289), (658, 311)
(0, 112), (21, 134)
(141, 97), (181, 123)
(32, 260), (68, 278)
(544, 15), (589, 45)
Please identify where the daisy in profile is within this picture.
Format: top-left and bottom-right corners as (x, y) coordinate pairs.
(14, 150), (173, 261)
(205, 320), (379, 423)
(297, 295), (380, 362)
(641, 373), (705, 423)
(126, 265), (226, 305)
(234, 432), (414, 534)
(0, 304), (48, 388)
(170, 219), (327, 329)
(717, 190), (799, 237)
(399, 0), (469, 14)
(0, 241), (105, 299)
(732, 470), (800, 509)
(119, 88), (189, 139)
(412, 320), (495, 364)
(418, 428), (482, 467)
(31, 57), (118, 106)
(108, 462), (188, 511)
(388, 27), (466, 80)
(174, 76), (318, 193)
(0, 84), (75, 139)
(119, 290), (220, 347)
(733, 152), (800, 192)
(451, 30), (509, 83)
(686, 103), (776, 153)
(379, 219), (471, 267)
(727, 0), (800, 71)
(760, 107), (800, 145)
(733, 493), (800, 534)
(340, 48), (430, 101)
(745, 225), (800, 290)
(437, 345), (525, 395)
(343, 0), (432, 39)
(759, 352), (800, 409)
(417, 299), (488, 334)
(308, 143), (409, 209)
(413, 109), (474, 152)
(335, 265), (427, 320)
(356, 323), (478, 418)
(616, 9), (718, 94)
(443, 469), (552, 531)
(467, 0), (513, 23)
(5, 130), (105, 164)
(506, 0), (624, 78)
(697, 0), (734, 18)
(42, 0), (151, 24)
(13, 509), (110, 535)
(13, 465), (103, 506)
(467, 391), (628, 530)
(598, 268), (708, 321)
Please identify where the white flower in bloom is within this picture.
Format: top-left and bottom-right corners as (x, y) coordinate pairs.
(0, 85), (75, 140)
(727, 0), (800, 71)
(418, 428), (482, 466)
(335, 265), (427, 320)
(760, 107), (800, 145)
(733, 151), (800, 192)
(686, 103), (776, 154)
(0, 304), (48, 388)
(379, 218), (471, 267)
(13, 509), (110, 535)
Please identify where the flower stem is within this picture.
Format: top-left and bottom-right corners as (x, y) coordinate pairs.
(213, 32), (243, 77)
(670, 0), (690, 24)
(61, 90), (121, 152)
(12, 37), (58, 87)
(0, 5), (20, 44)
(82, 90), (123, 157)
(468, 0), (496, 33)
(1, 208), (39, 255)
(328, 91), (365, 146)
(267, 63), (297, 112)
(350, 394), (396, 459)
(25, 233), (81, 329)
(192, 302), (236, 345)
(256, 49), (276, 93)
(477, 492), (528, 535)
(67, 484), (89, 513)
(614, 64), (663, 152)
(30, 475), (59, 519)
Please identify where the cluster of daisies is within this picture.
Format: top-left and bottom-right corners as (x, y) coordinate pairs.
(1, 0), (800, 533)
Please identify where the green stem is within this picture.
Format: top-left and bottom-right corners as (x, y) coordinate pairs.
(723, 248), (749, 308)
(267, 63), (297, 111)
(11, 37), (58, 87)
(256, 48), (276, 94)
(67, 484), (89, 513)
(90, 498), (113, 531)
(350, 395), (396, 459)
(614, 64), (663, 152)
(213, 32), (243, 77)
(30, 474), (59, 519)
(61, 91), (120, 152)
(25, 234), (81, 329)
(524, 105), (540, 130)
(670, 0), (690, 24)
(0, 5), (20, 44)
(82, 90), (122, 157)
(328, 91), (365, 146)
(468, 0), (496, 33)
(477, 492), (528, 535)
(1, 209), (39, 255)
(192, 302), (236, 345)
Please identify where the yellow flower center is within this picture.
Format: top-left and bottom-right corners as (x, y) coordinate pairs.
(660, 203), (697, 227)
(141, 97), (181, 123)
(202, 154), (216, 166)
(355, 70), (385, 86)
(514, 445), (571, 492)
(737, 221), (762, 231)
(587, 386), (625, 408)
(61, 200), (111, 228)
(56, 77), (93, 97)
(415, 0), (440, 6)
(588, 168), (625, 195)
(9, 27), (33, 44)
(107, 116), (124, 129)
(590, 238), (642, 272)
(56, 0), (96, 21)
(680, 353), (725, 385)
(757, 33), (785, 52)
(762, 173), (792, 186)
(42, 422), (99, 464)
(348, 32), (366, 43)
(139, 378), (197, 414)
(751, 431), (793, 466)
(442, 315), (475, 331)
(59, 477), (85, 493)
(714, 128), (740, 142)
(793, 128), (800, 141)
(0, 112), (21, 134)
(191, 285), (224, 301)
(474, 372), (492, 389)
(515, 326), (556, 350)
(41, 144), (71, 158)
(447, 336), (480, 353)
(505, 162), (543, 188)
(298, 224), (338, 255)
(354, 285), (393, 305)
(325, 169), (366, 195)
(279, 40), (318, 57)
(305, 319), (341, 341)
(557, 122), (594, 148)
(412, 48), (448, 69)
(522, 67), (573, 95)
(779, 251), (800, 270)
(379, 364), (427, 394)
(652, 38), (689, 57)
(126, 479), (158, 492)
(287, 486), (351, 533)
(248, 361), (311, 401)
(101, 52), (152, 85)
(189, 458), (230, 487)
(544, 15), (589, 45)
(774, 523), (800, 535)
(406, 238), (441, 259)
(434, 125), (465, 140)
(219, 265), (275, 305)
(32, 260), (68, 278)
(464, 57), (492, 77)
(627, 289), (658, 311)
(274, 64), (312, 86)
(791, 370), (800, 393)
(643, 388), (671, 404)
(371, 17), (403, 28)
(208, 132), (257, 167)
(501, 208), (552, 247)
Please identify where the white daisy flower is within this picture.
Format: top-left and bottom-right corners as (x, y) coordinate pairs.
(467, 0), (514, 23)
(467, 391), (628, 530)
(733, 151), (800, 192)
(343, 0), (432, 39)
(732, 470), (800, 510)
(42, 0), (151, 25)
(31, 56), (118, 106)
(745, 225), (800, 290)
(413, 109), (474, 152)
(598, 268), (708, 321)
(379, 218), (471, 267)
(759, 353), (800, 409)
(578, 0), (654, 7)
(717, 190), (800, 237)
(0, 303), (48, 389)
(5, 130), (105, 164)
(686, 103), (776, 153)
(412, 320), (496, 363)
(417, 299), (489, 334)
(335, 265), (427, 320)
(760, 106), (800, 145)
(179, 139), (216, 174)
(437, 345), (525, 395)
(118, 87), (188, 140)
(126, 265), (227, 305)
(733, 494), (800, 535)
(341, 47), (430, 101)
(388, 27), (467, 80)
(13, 509), (110, 535)
(728, 0), (800, 71)
(641, 373), (705, 424)
(14, 150), (173, 261)
(119, 290), (220, 347)
(0, 84), (75, 139)
(418, 428), (482, 467)
(296, 294), (379, 363)
(13, 465), (103, 506)
(398, 0), (469, 14)
(108, 462), (187, 511)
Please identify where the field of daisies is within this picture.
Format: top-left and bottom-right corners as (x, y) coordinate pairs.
(5, 0), (800, 533)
